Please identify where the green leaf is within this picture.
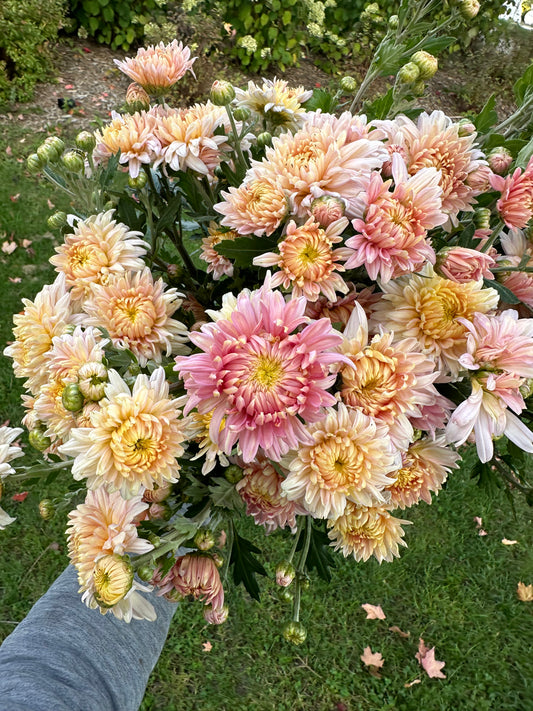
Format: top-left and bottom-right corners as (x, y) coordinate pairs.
(516, 136), (533, 169)
(419, 35), (455, 55)
(208, 478), (244, 512)
(474, 94), (498, 134)
(230, 528), (267, 600)
(282, 10), (291, 24)
(216, 233), (278, 267)
(155, 195), (182, 235)
(457, 222), (477, 249)
(513, 63), (533, 106)
(301, 88), (338, 114)
(483, 278), (520, 305)
(298, 523), (336, 582)
(470, 459), (501, 494)
(363, 87), (394, 121)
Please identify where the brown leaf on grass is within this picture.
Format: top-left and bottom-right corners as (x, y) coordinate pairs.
(361, 603), (386, 620)
(202, 641), (213, 652)
(5, 146), (12, 156)
(474, 516), (487, 535)
(47, 199), (55, 210)
(22, 239), (32, 249)
(517, 582), (533, 601)
(415, 638), (446, 679)
(502, 539), (518, 545)
(12, 491), (29, 502)
(389, 625), (410, 638)
(404, 678), (421, 688)
(9, 194), (20, 202)
(360, 646), (384, 669)
(2, 241), (17, 254)
(8, 277), (21, 283)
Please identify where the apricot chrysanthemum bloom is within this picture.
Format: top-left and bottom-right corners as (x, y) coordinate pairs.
(46, 326), (107, 385)
(50, 210), (147, 303)
(339, 303), (440, 449)
(302, 110), (373, 143)
(370, 265), (499, 375)
(67, 487), (155, 621)
(157, 554), (224, 611)
(34, 379), (78, 445)
(234, 78), (312, 131)
(374, 110), (485, 219)
(281, 403), (400, 519)
(387, 436), (460, 509)
(327, 502), (410, 563)
(253, 216), (351, 301)
(199, 223), (237, 280)
(489, 156), (533, 229)
(183, 409), (229, 475)
(235, 454), (302, 533)
(214, 177), (288, 236)
(81, 268), (188, 365)
(93, 111), (161, 178)
(4, 274), (72, 395)
(175, 275), (349, 462)
(114, 40), (196, 95)
(344, 156), (446, 282)
(59, 368), (186, 497)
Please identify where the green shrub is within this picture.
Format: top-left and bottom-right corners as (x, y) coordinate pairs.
(0, 0), (66, 105)
(68, 0), (167, 51)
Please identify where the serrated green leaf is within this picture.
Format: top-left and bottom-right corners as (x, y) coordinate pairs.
(516, 136), (533, 169)
(363, 87), (394, 121)
(230, 528), (267, 600)
(418, 35), (455, 54)
(298, 523), (336, 582)
(208, 477), (244, 511)
(216, 233), (278, 267)
(513, 63), (533, 106)
(301, 88), (338, 113)
(474, 94), (498, 134)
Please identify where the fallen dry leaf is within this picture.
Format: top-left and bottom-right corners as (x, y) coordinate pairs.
(473, 516), (483, 528)
(5, 146), (12, 156)
(48, 542), (61, 551)
(2, 241), (17, 254)
(502, 539), (518, 545)
(404, 678), (421, 688)
(389, 625), (410, 638)
(416, 638), (446, 679)
(22, 239), (32, 249)
(9, 194), (20, 203)
(361, 603), (386, 620)
(12, 491), (29, 502)
(202, 641), (213, 652)
(360, 646), (384, 669)
(517, 582), (533, 602)
(8, 277), (21, 283)
(47, 199), (55, 210)
(478, 529), (488, 537)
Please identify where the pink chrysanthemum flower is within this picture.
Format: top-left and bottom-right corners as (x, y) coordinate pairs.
(156, 554), (224, 611)
(234, 78), (312, 131)
(302, 110), (373, 143)
(235, 454), (302, 533)
(489, 156), (533, 229)
(114, 41), (196, 95)
(497, 228), (533, 306)
(67, 487), (155, 622)
(253, 216), (351, 302)
(305, 284), (380, 326)
(339, 303), (440, 450)
(387, 436), (460, 509)
(214, 177), (289, 236)
(344, 156), (445, 282)
(370, 265), (499, 376)
(50, 210), (147, 303)
(409, 392), (455, 436)
(93, 111), (161, 178)
(199, 223), (237, 280)
(59, 368), (187, 497)
(327, 502), (410, 563)
(281, 403), (400, 519)
(436, 246), (495, 283)
(175, 276), (349, 462)
(4, 275), (73, 395)
(81, 267), (188, 365)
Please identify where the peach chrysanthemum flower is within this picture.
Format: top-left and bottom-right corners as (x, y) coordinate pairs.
(489, 156), (533, 229)
(114, 40), (196, 95)
(156, 553), (224, 611)
(59, 368), (187, 497)
(235, 454), (302, 533)
(436, 246), (495, 283)
(386, 436), (460, 509)
(34, 379), (78, 445)
(50, 210), (147, 303)
(302, 110), (373, 142)
(253, 216), (351, 301)
(370, 265), (499, 376)
(46, 326), (107, 385)
(234, 78), (312, 131)
(373, 110), (485, 219)
(339, 303), (440, 450)
(344, 156), (446, 282)
(67, 487), (155, 621)
(305, 285), (379, 327)
(199, 223), (237, 280)
(281, 403), (400, 520)
(327, 502), (410, 563)
(81, 268), (188, 365)
(154, 102), (230, 175)
(4, 274), (72, 395)
(183, 409), (229, 475)
(93, 111), (161, 178)
(214, 177), (289, 236)
(175, 275), (351, 462)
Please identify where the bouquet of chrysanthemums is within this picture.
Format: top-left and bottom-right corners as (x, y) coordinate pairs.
(3, 0), (533, 642)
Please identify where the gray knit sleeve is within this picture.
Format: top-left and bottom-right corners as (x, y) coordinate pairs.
(0, 565), (176, 711)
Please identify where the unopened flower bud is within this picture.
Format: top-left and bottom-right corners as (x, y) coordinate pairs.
(519, 378), (533, 399)
(27, 153), (44, 173)
(210, 80), (236, 106)
(211, 552), (224, 568)
(299, 575), (310, 590)
(143, 482), (172, 503)
(457, 118), (476, 137)
(61, 383), (84, 412)
(388, 14), (399, 29)
(75, 131), (96, 153)
(397, 62), (420, 84)
(148, 532), (161, 547)
(37, 143), (57, 164)
(62, 150), (85, 173)
(136, 564), (157, 582)
(93, 554), (134, 608)
(276, 561), (296, 587)
(47, 211), (68, 230)
(224, 464), (244, 484)
(340, 76), (357, 93)
(283, 620), (307, 645)
(128, 171), (148, 189)
(204, 604), (229, 624)
(460, 0), (480, 19)
(78, 361), (108, 401)
(38, 499), (55, 520)
(256, 131), (272, 148)
(411, 51), (438, 79)
(487, 147), (513, 175)
(194, 528), (216, 551)
(126, 82), (151, 111)
(233, 106), (251, 122)
(310, 195), (345, 227)
(278, 588), (294, 603)
(474, 207), (491, 230)
(41, 136), (65, 163)
(29, 428), (51, 452)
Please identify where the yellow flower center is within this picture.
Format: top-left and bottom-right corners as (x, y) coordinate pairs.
(112, 294), (157, 337)
(417, 283), (467, 339)
(313, 436), (364, 491)
(249, 354), (285, 390)
(341, 349), (398, 416)
(111, 415), (163, 473)
(280, 227), (333, 282)
(93, 554), (133, 608)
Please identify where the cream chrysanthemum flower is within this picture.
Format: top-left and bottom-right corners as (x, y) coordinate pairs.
(183, 409), (229, 475)
(50, 211), (147, 303)
(281, 403), (400, 519)
(199, 223), (237, 280)
(370, 265), (499, 376)
(34, 378), (78, 445)
(0, 426), (23, 530)
(214, 178), (289, 236)
(46, 326), (107, 384)
(327, 502), (410, 563)
(81, 268), (189, 365)
(386, 436), (460, 509)
(253, 216), (351, 302)
(59, 368), (186, 498)
(4, 275), (72, 395)
(114, 41), (196, 95)
(67, 487), (155, 621)
(93, 111), (161, 178)
(234, 78), (312, 131)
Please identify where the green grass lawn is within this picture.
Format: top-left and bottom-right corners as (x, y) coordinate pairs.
(0, 122), (532, 711)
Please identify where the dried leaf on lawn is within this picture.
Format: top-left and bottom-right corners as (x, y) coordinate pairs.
(360, 646), (384, 669)
(389, 625), (410, 638)
(502, 539), (518, 545)
(415, 638), (446, 679)
(517, 582), (533, 602)
(361, 603), (386, 620)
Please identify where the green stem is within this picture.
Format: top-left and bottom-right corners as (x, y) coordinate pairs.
(480, 220), (505, 253)
(225, 104), (248, 176)
(221, 520), (235, 584)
